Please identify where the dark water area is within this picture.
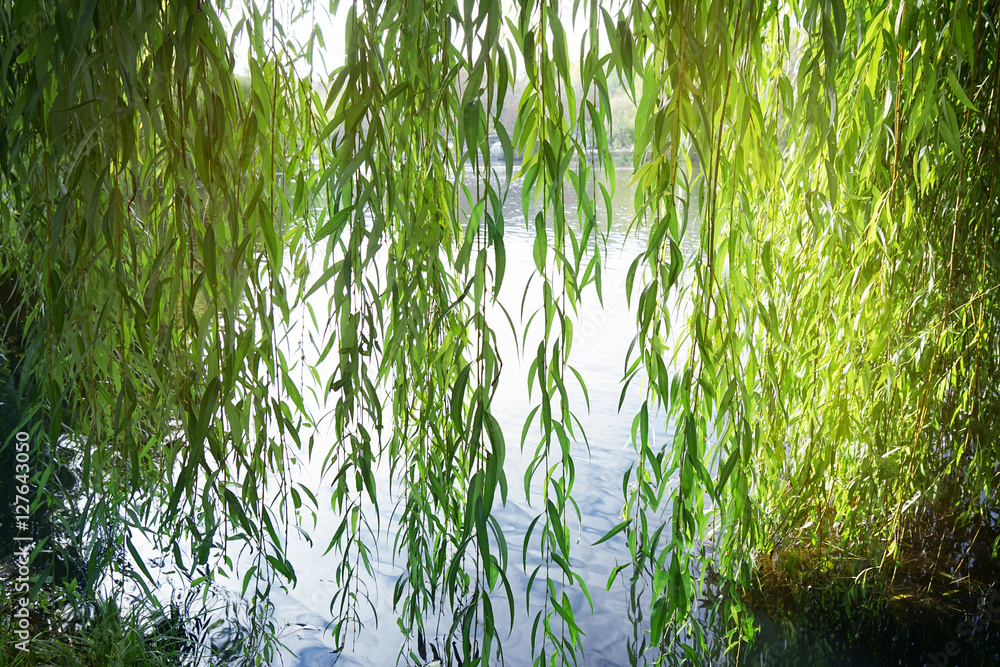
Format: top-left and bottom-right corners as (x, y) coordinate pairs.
(743, 501), (1000, 666)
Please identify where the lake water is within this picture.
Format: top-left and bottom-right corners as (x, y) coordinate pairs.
(256, 167), (703, 666)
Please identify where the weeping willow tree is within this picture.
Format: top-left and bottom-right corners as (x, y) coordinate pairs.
(1, 0), (997, 664)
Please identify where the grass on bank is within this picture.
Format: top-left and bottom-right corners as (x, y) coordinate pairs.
(0, 586), (193, 667)
(743, 499), (1000, 666)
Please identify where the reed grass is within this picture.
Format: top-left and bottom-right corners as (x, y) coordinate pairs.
(0, 588), (187, 667)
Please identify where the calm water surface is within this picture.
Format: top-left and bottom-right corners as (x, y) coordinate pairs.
(252, 169), (704, 667)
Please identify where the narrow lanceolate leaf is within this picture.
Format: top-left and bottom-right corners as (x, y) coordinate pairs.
(593, 519), (631, 546)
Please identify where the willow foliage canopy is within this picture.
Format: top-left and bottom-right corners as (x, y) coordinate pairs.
(1, 0), (997, 664)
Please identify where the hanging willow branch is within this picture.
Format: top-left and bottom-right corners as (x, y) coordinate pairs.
(1, 0), (997, 665)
